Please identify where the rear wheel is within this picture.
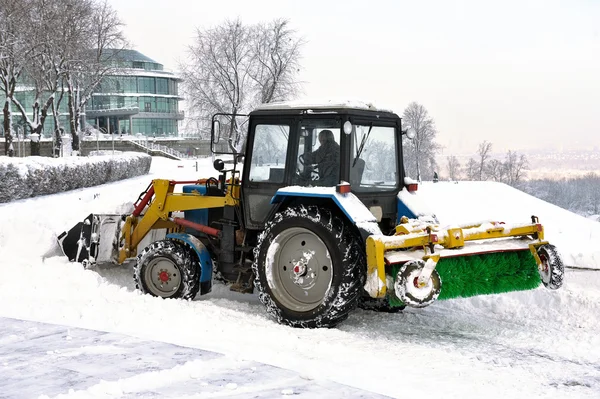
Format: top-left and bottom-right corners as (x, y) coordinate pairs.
(253, 205), (365, 328)
(537, 244), (564, 290)
(134, 239), (200, 300)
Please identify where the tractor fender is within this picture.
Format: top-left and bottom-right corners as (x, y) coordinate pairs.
(270, 187), (382, 238)
(397, 187), (438, 224)
(166, 233), (213, 293)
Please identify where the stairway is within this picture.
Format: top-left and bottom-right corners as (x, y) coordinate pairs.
(126, 138), (188, 160)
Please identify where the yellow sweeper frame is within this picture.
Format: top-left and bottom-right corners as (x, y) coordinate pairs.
(365, 217), (548, 298)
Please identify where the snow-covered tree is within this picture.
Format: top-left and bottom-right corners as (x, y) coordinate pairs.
(0, 0), (33, 156)
(1, 0), (126, 155)
(505, 150), (528, 187)
(402, 102), (441, 181)
(447, 155), (461, 181)
(63, 0), (126, 152)
(464, 158), (478, 181)
(180, 18), (304, 143)
(250, 19), (303, 104)
(477, 140), (492, 181)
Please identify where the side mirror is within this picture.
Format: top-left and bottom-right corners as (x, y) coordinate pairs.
(213, 159), (225, 171)
(403, 128), (416, 140)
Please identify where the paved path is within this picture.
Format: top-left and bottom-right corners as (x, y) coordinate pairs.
(0, 318), (386, 399)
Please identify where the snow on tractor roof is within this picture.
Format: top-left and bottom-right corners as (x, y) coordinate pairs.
(254, 99), (396, 114)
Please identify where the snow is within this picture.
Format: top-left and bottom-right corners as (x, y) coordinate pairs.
(0, 157), (600, 398)
(254, 98), (396, 114)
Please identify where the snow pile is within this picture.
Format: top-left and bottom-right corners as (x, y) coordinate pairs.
(0, 152), (151, 203)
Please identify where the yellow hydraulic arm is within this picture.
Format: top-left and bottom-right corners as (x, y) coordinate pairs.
(117, 177), (240, 263)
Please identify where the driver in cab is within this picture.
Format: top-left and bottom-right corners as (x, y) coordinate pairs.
(303, 129), (340, 186)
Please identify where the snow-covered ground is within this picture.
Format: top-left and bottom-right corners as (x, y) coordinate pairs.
(1, 157), (599, 399)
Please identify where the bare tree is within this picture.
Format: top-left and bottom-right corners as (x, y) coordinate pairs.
(402, 102), (441, 181)
(447, 155), (461, 181)
(64, 0), (126, 152)
(1, 0), (125, 155)
(477, 140), (492, 181)
(0, 0), (33, 156)
(250, 19), (303, 104)
(180, 18), (304, 144)
(505, 150), (528, 186)
(9, 0), (75, 156)
(465, 158), (478, 180)
(486, 158), (506, 182)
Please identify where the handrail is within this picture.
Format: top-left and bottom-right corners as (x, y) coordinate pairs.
(125, 137), (190, 160)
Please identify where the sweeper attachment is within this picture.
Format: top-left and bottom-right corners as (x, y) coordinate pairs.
(57, 101), (564, 328)
(364, 215), (563, 308)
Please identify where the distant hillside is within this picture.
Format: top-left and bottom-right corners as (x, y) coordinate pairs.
(437, 149), (600, 180)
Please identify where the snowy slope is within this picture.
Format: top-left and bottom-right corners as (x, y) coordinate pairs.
(416, 180), (600, 269)
(0, 157), (599, 399)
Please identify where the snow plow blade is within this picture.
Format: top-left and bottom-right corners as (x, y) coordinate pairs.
(57, 214), (124, 266)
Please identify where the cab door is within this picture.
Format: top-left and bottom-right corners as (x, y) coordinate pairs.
(242, 117), (295, 229)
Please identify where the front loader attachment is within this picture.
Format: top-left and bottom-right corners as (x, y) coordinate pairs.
(57, 214), (124, 266)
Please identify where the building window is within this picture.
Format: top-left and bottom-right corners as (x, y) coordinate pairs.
(156, 78), (168, 94)
(138, 77), (154, 93)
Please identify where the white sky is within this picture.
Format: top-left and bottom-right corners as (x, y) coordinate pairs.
(108, 0), (600, 154)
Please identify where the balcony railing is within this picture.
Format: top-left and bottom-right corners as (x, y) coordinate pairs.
(87, 103), (139, 111)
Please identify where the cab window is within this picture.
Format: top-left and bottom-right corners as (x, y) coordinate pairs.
(248, 124), (290, 183)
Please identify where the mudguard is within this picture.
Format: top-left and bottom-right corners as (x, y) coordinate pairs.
(397, 186), (438, 224)
(271, 186), (382, 237)
(166, 233), (213, 293)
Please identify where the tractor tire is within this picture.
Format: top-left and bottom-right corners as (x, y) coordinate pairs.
(537, 244), (564, 290)
(394, 260), (441, 308)
(134, 239), (200, 300)
(358, 296), (406, 313)
(253, 205), (365, 328)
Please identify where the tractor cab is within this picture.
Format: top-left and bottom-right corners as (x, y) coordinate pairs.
(212, 101), (407, 233)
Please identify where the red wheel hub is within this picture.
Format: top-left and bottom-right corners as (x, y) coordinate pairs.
(159, 271), (170, 282)
(540, 255), (549, 272)
(293, 263), (307, 277)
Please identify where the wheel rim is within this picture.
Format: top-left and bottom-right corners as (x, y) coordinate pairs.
(269, 227), (333, 312)
(395, 262), (439, 305)
(144, 256), (182, 297)
(539, 252), (551, 283)
(403, 266), (435, 301)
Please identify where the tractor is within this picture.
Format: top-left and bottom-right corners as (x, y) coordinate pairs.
(58, 100), (564, 328)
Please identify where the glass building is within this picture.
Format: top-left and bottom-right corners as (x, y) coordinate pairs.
(8, 50), (183, 139)
(87, 49), (183, 136)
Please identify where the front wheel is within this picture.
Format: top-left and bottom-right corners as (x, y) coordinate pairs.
(394, 260), (441, 308)
(537, 244), (564, 290)
(253, 206), (365, 328)
(134, 239), (200, 300)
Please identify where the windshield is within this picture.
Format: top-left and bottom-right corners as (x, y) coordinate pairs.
(349, 124), (398, 191)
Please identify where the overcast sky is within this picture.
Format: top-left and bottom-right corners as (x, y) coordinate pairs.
(108, 0), (600, 154)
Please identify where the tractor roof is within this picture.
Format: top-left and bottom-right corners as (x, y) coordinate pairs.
(251, 99), (400, 118)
